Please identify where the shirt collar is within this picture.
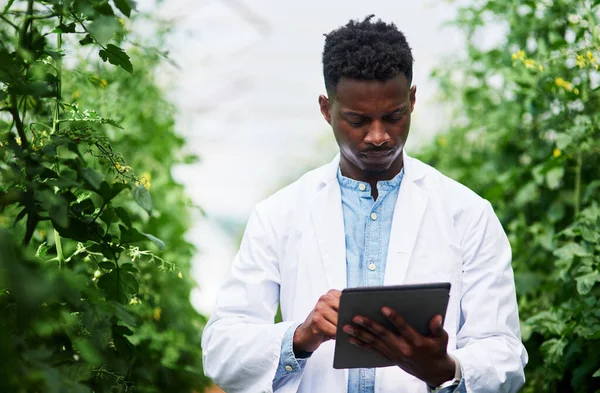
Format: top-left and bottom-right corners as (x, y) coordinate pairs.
(336, 167), (404, 192)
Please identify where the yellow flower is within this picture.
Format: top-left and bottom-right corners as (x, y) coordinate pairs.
(553, 148), (561, 157)
(524, 59), (536, 69)
(574, 87), (580, 95)
(178, 271), (183, 279)
(141, 172), (152, 190)
(72, 90), (81, 99)
(16, 136), (21, 145)
(555, 77), (573, 91)
(587, 51), (594, 60)
(100, 79), (108, 88)
(437, 136), (448, 147)
(39, 229), (46, 238)
(538, 64), (544, 72)
(153, 307), (161, 321)
(119, 18), (125, 26)
(576, 54), (586, 68)
(512, 49), (526, 61)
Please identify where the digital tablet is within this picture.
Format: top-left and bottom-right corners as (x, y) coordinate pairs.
(333, 282), (451, 369)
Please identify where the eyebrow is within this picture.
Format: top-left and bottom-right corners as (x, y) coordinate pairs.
(342, 106), (407, 117)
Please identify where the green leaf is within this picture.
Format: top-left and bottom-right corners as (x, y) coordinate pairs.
(576, 271), (600, 295)
(113, 0), (137, 17)
(131, 185), (152, 214)
(112, 303), (138, 326)
(58, 363), (94, 382)
(99, 261), (115, 270)
(182, 154), (200, 164)
(35, 242), (50, 258)
(72, 338), (103, 365)
(141, 232), (165, 251)
(115, 206), (132, 227)
(98, 181), (128, 203)
(88, 16), (121, 46)
(99, 45), (133, 74)
(540, 338), (567, 365)
(82, 168), (104, 190)
(100, 207), (116, 226)
(554, 242), (590, 262)
(120, 263), (139, 273)
(593, 368), (600, 377)
(79, 34), (94, 46)
(97, 270), (138, 304)
(545, 167), (564, 190)
(49, 200), (69, 229)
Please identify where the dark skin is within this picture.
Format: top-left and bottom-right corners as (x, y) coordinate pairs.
(318, 74), (415, 200)
(293, 75), (455, 387)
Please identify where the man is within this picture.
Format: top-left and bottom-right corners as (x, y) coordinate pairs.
(202, 15), (527, 393)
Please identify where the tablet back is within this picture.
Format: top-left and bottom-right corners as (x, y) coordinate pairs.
(333, 282), (451, 369)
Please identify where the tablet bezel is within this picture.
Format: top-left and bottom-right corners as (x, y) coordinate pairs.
(333, 282), (451, 369)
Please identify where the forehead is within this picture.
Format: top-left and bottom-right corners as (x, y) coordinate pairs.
(333, 75), (409, 113)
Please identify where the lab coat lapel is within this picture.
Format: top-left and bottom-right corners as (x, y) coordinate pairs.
(310, 158), (347, 291)
(384, 152), (429, 286)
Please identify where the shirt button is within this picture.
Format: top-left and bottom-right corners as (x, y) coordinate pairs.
(370, 213), (378, 221)
(359, 183), (366, 191)
(285, 365), (293, 372)
(368, 263), (377, 271)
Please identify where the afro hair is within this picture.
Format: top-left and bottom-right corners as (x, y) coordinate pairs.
(322, 15), (414, 96)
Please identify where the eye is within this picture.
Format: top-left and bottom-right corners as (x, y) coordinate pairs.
(346, 117), (367, 127)
(385, 111), (406, 124)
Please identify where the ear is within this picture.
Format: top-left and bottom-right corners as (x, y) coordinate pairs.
(319, 94), (332, 125)
(409, 85), (417, 113)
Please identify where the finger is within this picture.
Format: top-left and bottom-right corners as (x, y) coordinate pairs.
(429, 314), (448, 341)
(349, 328), (400, 363)
(323, 292), (341, 311)
(352, 315), (391, 339)
(381, 307), (421, 345)
(429, 315), (442, 336)
(327, 289), (342, 299)
(321, 306), (338, 328)
(343, 324), (377, 345)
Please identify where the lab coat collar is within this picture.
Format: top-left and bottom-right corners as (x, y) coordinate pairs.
(311, 149), (429, 290)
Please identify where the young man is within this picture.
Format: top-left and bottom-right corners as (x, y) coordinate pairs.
(202, 16), (528, 393)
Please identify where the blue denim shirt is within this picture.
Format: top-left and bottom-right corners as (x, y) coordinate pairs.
(274, 167), (465, 393)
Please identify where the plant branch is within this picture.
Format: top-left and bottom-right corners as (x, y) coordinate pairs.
(0, 14), (18, 30)
(574, 152), (582, 218)
(54, 229), (65, 268)
(19, 0), (34, 49)
(9, 94), (28, 149)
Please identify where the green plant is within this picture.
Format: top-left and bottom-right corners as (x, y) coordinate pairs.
(417, 1), (600, 392)
(0, 1), (209, 392)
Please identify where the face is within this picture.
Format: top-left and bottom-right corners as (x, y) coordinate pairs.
(319, 75), (416, 182)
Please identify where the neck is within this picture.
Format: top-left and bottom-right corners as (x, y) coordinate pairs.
(339, 155), (404, 185)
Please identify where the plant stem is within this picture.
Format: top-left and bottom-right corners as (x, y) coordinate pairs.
(574, 152), (582, 218)
(54, 229), (65, 268)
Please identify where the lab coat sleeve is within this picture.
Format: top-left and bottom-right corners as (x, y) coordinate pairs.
(451, 200), (528, 393)
(201, 203), (300, 393)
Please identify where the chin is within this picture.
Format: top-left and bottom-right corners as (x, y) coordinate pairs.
(360, 161), (394, 174)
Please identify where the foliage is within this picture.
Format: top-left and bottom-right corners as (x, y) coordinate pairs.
(0, 1), (209, 392)
(417, 0), (600, 392)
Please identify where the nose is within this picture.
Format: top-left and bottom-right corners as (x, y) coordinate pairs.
(364, 120), (390, 147)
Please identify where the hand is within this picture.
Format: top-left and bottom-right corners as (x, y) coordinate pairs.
(343, 308), (455, 387)
(293, 289), (341, 354)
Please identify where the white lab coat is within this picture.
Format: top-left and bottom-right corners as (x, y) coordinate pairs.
(202, 151), (528, 393)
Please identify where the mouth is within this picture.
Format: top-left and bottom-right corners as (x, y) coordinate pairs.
(359, 149), (395, 162)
